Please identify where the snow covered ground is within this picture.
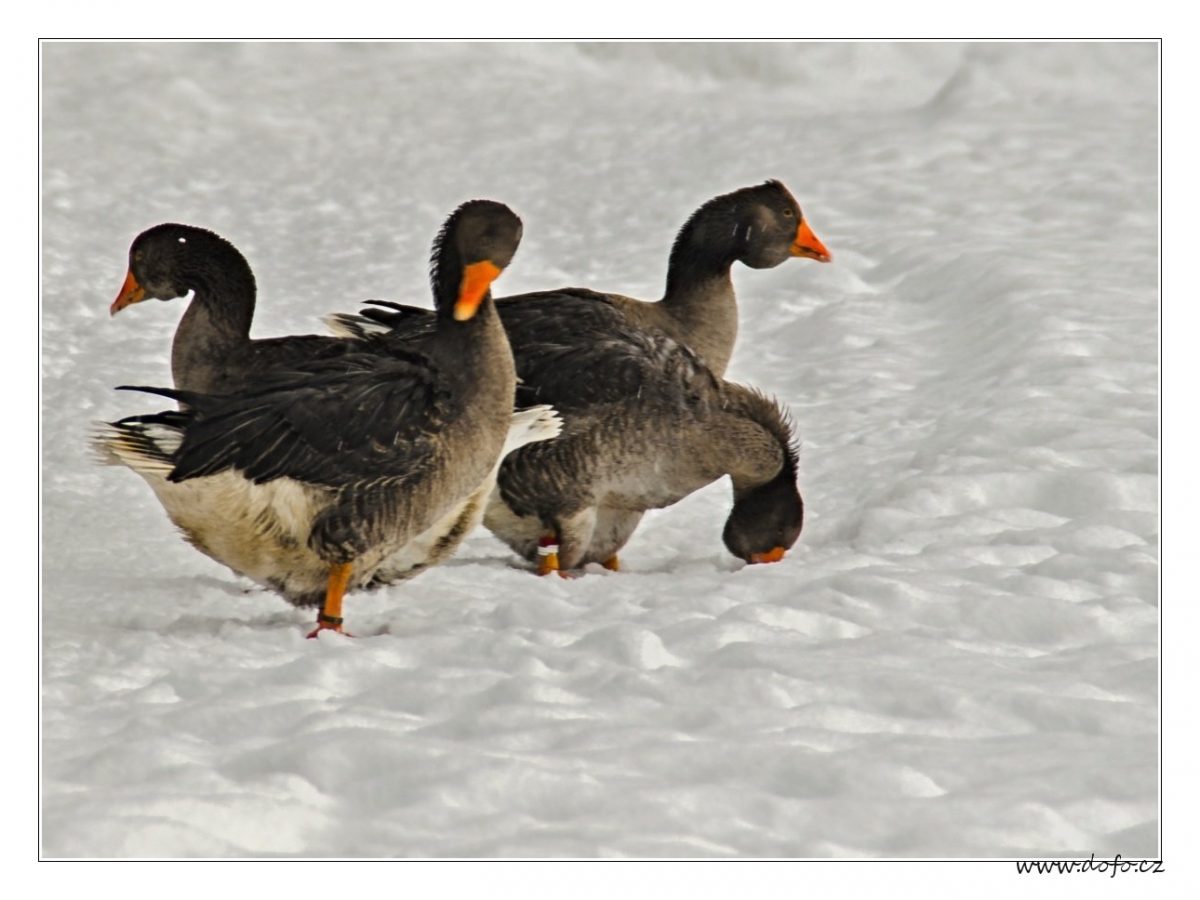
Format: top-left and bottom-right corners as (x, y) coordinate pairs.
(40, 42), (1159, 858)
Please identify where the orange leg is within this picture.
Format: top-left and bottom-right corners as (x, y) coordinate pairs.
(536, 535), (561, 577)
(601, 555), (620, 572)
(307, 562), (353, 638)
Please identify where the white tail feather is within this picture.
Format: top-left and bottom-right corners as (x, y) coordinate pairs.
(503, 405), (562, 456)
(91, 421), (181, 476)
(321, 313), (391, 340)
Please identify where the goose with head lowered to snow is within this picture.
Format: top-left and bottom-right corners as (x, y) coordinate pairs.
(96, 200), (559, 636)
(479, 312), (805, 575)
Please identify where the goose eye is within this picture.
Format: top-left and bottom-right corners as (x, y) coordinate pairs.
(782, 208), (794, 218)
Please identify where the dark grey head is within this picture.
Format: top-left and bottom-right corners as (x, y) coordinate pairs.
(111, 223), (253, 316)
(722, 466), (804, 564)
(669, 179), (831, 282)
(430, 200), (524, 321)
(720, 388), (804, 564)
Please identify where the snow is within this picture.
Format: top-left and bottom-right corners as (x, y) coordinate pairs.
(40, 41), (1158, 859)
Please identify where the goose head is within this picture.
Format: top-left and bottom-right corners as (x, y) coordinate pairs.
(110, 223), (254, 315)
(430, 200), (523, 322)
(723, 466), (804, 564)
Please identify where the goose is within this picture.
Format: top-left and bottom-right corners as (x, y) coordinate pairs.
(482, 317), (804, 574)
(331, 179), (830, 378)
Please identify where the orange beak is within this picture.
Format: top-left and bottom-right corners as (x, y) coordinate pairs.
(110, 270), (146, 316)
(790, 220), (831, 262)
(749, 546), (786, 565)
(454, 260), (504, 321)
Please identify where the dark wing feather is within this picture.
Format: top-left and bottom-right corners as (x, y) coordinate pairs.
(336, 287), (719, 412)
(124, 352), (448, 488)
(495, 290), (719, 413)
(357, 300), (440, 342)
(238, 333), (359, 372)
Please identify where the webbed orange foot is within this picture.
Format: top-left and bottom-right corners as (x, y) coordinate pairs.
(537, 536), (561, 577)
(306, 612), (352, 639)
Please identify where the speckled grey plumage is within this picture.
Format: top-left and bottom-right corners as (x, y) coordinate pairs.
(484, 325), (803, 569)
